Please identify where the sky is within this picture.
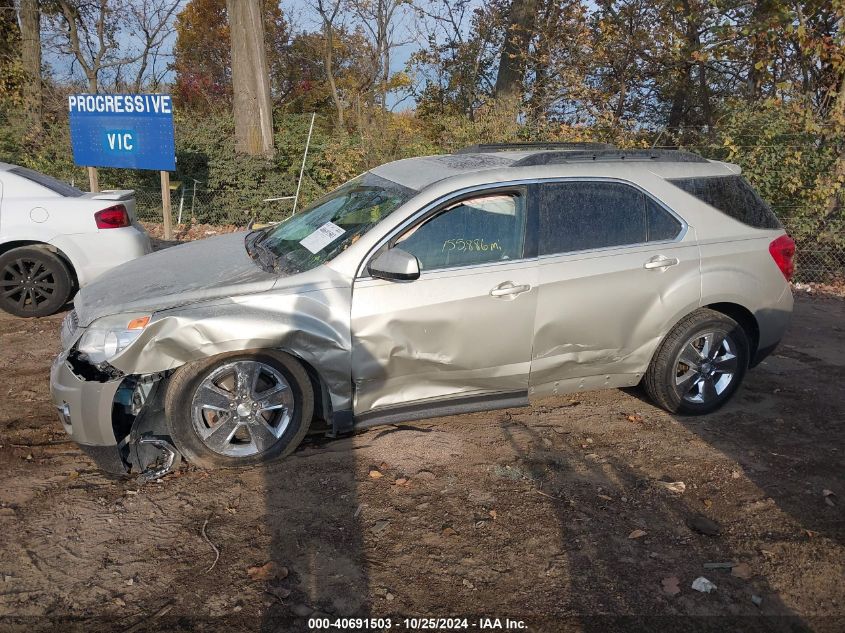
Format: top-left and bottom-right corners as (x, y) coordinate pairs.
(43, 0), (447, 111)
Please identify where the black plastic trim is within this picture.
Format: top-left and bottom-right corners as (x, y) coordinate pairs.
(513, 149), (708, 167)
(354, 391), (529, 429)
(456, 142), (615, 154)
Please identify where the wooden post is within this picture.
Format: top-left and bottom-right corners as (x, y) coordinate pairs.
(88, 166), (99, 193)
(160, 170), (173, 240)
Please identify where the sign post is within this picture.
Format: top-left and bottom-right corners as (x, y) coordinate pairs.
(87, 166), (99, 193)
(160, 170), (173, 240)
(68, 93), (177, 239)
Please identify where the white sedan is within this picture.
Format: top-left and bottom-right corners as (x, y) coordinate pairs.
(0, 162), (151, 317)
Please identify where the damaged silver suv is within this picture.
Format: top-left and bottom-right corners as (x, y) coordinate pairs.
(51, 144), (795, 474)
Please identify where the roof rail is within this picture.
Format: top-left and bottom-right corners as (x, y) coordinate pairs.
(511, 149), (708, 167)
(455, 142), (615, 154)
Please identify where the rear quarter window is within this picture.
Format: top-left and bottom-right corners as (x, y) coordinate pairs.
(10, 166), (83, 198)
(668, 175), (780, 229)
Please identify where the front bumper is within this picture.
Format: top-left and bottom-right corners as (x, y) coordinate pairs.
(50, 351), (127, 473)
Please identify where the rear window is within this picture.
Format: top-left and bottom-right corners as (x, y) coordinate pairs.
(668, 175), (780, 229)
(10, 166), (83, 197)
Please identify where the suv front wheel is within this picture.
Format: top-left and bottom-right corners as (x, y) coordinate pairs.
(644, 309), (749, 415)
(164, 350), (314, 469)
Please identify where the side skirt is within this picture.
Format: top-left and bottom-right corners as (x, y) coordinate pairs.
(351, 391), (529, 430)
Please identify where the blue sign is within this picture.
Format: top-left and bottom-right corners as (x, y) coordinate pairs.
(68, 94), (175, 171)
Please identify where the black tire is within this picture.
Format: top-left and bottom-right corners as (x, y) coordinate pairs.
(644, 308), (749, 415)
(0, 246), (73, 317)
(164, 350), (314, 469)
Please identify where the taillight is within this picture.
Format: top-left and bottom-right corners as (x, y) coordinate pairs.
(94, 204), (130, 229)
(769, 234), (796, 281)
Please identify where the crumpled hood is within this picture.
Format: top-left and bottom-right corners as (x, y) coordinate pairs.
(74, 232), (280, 326)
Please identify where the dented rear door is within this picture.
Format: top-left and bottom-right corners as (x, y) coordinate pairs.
(529, 179), (701, 394)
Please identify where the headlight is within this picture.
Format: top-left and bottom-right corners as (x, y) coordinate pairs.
(76, 313), (151, 364)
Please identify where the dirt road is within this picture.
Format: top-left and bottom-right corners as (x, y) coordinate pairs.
(0, 294), (843, 632)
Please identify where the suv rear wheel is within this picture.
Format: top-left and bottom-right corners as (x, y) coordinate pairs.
(0, 246), (73, 317)
(644, 309), (749, 415)
(164, 350), (314, 469)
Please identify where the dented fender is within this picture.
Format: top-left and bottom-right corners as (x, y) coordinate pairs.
(109, 284), (354, 412)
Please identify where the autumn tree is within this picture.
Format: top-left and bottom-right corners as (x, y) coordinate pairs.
(18, 0), (41, 129)
(171, 0), (288, 108)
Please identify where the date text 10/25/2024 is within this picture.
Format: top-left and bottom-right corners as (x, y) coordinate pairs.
(307, 617), (528, 630)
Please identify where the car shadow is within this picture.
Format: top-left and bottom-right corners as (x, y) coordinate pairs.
(257, 436), (370, 631)
(495, 404), (816, 631)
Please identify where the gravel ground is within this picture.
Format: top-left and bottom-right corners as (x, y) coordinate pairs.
(0, 293), (842, 632)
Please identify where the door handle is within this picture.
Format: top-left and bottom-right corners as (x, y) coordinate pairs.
(643, 255), (680, 270)
(490, 281), (531, 297)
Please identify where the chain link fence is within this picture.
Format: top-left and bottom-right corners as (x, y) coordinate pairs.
(133, 187), (845, 284)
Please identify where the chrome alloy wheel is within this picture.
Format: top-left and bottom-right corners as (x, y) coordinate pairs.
(674, 330), (739, 405)
(190, 360), (294, 457)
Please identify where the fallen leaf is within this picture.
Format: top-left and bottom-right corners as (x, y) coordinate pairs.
(598, 494), (612, 501)
(804, 529), (818, 538)
(731, 562), (753, 579)
(626, 414), (643, 423)
(661, 576), (681, 596)
(489, 509), (497, 520)
(247, 562), (288, 582)
(655, 481), (686, 494)
(703, 499), (713, 508)
(368, 470), (384, 479)
(628, 529), (647, 539)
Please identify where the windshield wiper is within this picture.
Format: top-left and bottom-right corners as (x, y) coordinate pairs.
(244, 230), (276, 272)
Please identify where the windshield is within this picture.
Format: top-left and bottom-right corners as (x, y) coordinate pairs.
(255, 172), (416, 274)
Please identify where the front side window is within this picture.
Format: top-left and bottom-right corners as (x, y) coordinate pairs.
(395, 192), (526, 271)
(539, 181), (681, 255)
(255, 172), (416, 274)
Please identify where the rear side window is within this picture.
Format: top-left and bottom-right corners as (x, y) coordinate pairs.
(668, 175), (780, 229)
(10, 166), (83, 197)
(538, 181), (682, 255)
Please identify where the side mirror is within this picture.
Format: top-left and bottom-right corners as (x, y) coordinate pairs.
(368, 247), (420, 281)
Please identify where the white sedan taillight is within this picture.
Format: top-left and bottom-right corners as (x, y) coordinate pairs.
(94, 204), (130, 229)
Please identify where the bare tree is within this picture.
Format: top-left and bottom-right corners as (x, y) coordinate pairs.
(19, 0), (42, 130)
(352, 0), (412, 109)
(119, 0), (181, 91)
(314, 0), (345, 127)
(44, 0), (180, 92)
(227, 0), (274, 156)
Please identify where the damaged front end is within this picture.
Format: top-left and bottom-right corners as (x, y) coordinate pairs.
(51, 343), (180, 478)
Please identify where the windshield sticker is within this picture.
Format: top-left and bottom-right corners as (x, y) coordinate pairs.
(299, 222), (346, 254)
